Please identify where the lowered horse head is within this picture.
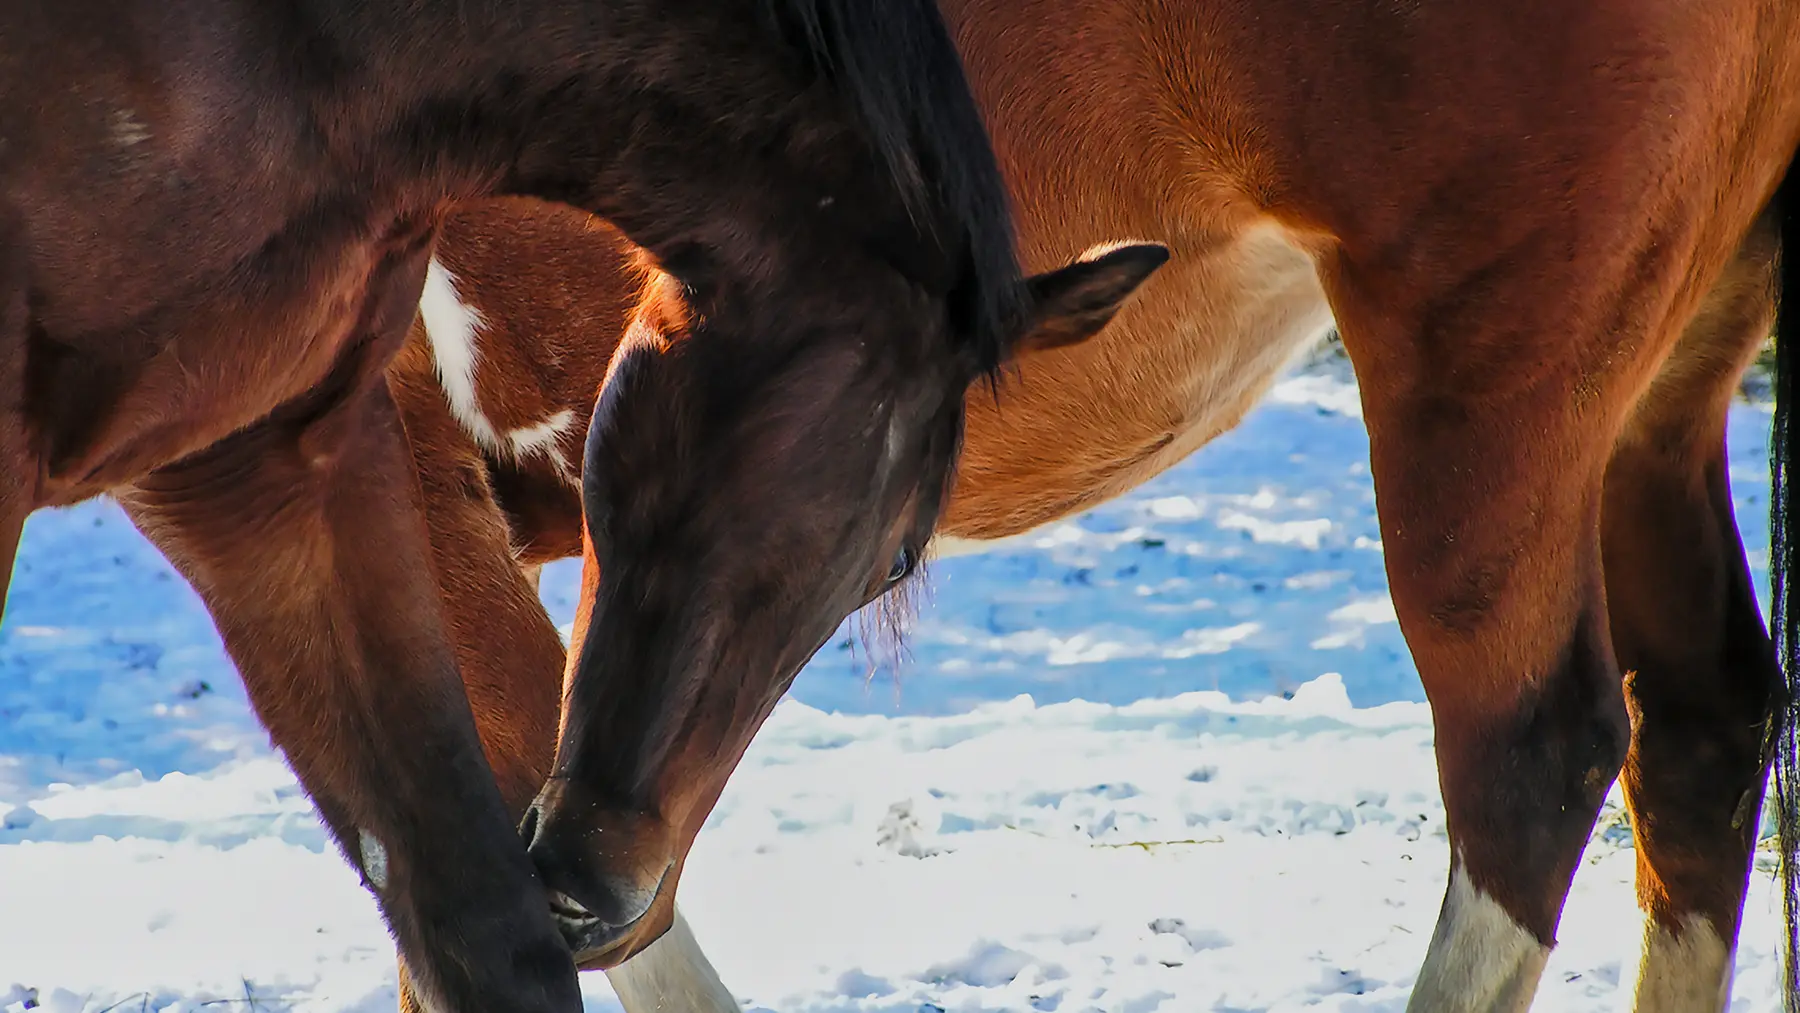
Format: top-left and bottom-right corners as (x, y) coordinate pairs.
(3, 0), (1159, 1006)
(524, 234), (1167, 963)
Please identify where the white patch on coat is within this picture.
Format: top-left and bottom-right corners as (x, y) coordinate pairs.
(358, 830), (389, 893)
(506, 410), (579, 484)
(420, 259), (500, 447)
(420, 259), (577, 481)
(108, 107), (151, 149)
(883, 411), (906, 468)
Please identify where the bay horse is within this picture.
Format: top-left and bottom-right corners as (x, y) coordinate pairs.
(394, 1), (1800, 1009)
(384, 197), (1165, 1009)
(0, 2), (1160, 1010)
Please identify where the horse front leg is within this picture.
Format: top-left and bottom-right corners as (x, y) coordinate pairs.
(389, 326), (742, 1013)
(119, 358), (579, 1013)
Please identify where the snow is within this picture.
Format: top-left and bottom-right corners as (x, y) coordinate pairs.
(0, 367), (1785, 1012)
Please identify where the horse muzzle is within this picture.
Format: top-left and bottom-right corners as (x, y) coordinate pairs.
(521, 778), (676, 966)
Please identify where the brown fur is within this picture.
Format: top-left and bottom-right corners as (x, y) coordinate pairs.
(388, 192), (1167, 975)
(0, 0), (1069, 1008)
(393, 0), (1800, 1005)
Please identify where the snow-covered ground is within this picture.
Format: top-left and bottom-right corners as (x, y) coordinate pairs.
(0, 367), (1785, 1012)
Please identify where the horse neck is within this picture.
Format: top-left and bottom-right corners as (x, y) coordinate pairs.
(308, 0), (971, 324)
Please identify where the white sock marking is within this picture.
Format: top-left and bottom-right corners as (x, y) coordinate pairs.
(605, 905), (740, 1013)
(1407, 861), (1548, 1013)
(1629, 912), (1732, 1013)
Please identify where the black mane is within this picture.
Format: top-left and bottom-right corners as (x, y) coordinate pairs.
(760, 0), (1025, 371)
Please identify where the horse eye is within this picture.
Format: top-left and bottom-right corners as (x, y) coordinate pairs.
(886, 546), (915, 584)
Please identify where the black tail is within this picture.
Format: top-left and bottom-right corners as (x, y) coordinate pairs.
(1769, 142), (1800, 1009)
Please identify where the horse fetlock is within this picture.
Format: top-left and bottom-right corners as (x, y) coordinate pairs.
(1430, 628), (1628, 945)
(348, 794), (580, 1013)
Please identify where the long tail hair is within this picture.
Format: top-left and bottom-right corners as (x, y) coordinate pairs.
(1765, 140), (1799, 1009)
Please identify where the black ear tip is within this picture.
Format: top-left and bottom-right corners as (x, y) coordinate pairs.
(1131, 243), (1172, 273)
(1086, 242), (1170, 276)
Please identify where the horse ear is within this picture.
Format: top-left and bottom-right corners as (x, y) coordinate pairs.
(1014, 242), (1170, 354)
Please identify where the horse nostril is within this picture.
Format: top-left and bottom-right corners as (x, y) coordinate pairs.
(518, 803), (541, 845)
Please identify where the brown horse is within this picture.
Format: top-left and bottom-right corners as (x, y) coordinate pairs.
(395, 2), (1800, 1009)
(385, 197), (1165, 1007)
(0, 1), (1165, 1009)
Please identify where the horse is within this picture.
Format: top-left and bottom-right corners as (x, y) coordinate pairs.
(0, 1), (1159, 1009)
(388, 192), (1165, 957)
(390, 1), (1800, 1008)
(383, 196), (1169, 1010)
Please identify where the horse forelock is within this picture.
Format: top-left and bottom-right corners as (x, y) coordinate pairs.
(758, 0), (1025, 375)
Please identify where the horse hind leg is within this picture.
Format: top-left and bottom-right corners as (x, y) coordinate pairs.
(604, 909), (741, 1013)
(1603, 213), (1783, 1011)
(1321, 195), (1756, 1009)
(0, 213), (36, 624)
(1342, 310), (1631, 1012)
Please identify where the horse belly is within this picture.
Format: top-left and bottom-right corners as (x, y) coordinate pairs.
(1128, 225), (1337, 480)
(947, 223), (1333, 540)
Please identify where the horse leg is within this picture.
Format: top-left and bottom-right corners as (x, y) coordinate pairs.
(1326, 236), (1720, 1010)
(387, 337), (566, 812)
(119, 364), (577, 1013)
(388, 337), (740, 1013)
(1601, 218), (1782, 1011)
(1355, 351), (1627, 1012)
(386, 344), (571, 1011)
(0, 219), (32, 615)
(604, 910), (741, 1013)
